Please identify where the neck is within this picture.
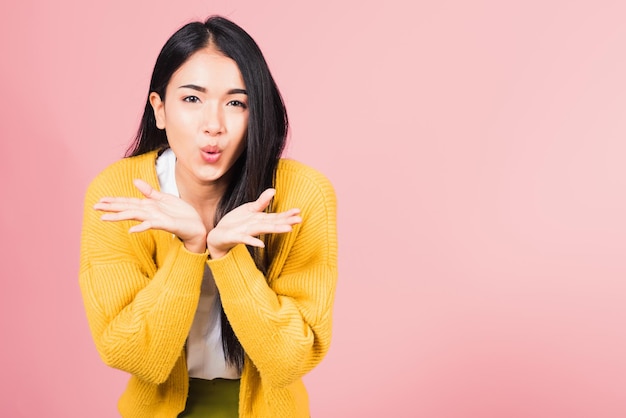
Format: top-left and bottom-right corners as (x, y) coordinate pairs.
(175, 165), (231, 229)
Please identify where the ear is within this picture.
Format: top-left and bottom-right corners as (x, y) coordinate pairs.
(149, 92), (166, 129)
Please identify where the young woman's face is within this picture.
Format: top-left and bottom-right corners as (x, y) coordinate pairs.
(150, 46), (249, 187)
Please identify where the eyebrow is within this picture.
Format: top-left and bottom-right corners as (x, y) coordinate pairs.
(179, 84), (247, 95)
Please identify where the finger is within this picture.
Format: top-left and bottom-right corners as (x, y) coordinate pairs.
(273, 208), (301, 221)
(133, 179), (162, 200)
(245, 222), (294, 237)
(239, 235), (266, 248)
(129, 221), (152, 233)
(264, 215), (301, 226)
(286, 208), (301, 216)
(100, 209), (148, 222)
(95, 196), (142, 208)
(95, 199), (143, 213)
(253, 210), (302, 224)
(287, 215), (302, 225)
(248, 188), (276, 213)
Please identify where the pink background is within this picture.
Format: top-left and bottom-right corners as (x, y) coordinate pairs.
(1, 0), (625, 417)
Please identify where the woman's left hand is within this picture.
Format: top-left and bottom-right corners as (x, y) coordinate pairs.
(207, 188), (301, 259)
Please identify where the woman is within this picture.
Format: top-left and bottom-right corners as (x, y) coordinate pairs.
(79, 15), (337, 418)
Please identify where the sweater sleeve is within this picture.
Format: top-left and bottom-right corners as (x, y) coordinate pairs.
(208, 165), (338, 389)
(78, 169), (207, 384)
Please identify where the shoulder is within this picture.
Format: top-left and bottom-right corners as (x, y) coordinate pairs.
(275, 158), (336, 211)
(85, 151), (159, 201)
(276, 159), (335, 196)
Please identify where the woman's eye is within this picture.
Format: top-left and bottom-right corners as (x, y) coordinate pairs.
(183, 96), (200, 103)
(227, 100), (247, 109)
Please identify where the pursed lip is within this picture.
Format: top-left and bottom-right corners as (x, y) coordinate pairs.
(200, 146), (222, 163)
(201, 145), (220, 153)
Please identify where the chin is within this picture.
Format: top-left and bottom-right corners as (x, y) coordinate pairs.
(197, 170), (225, 183)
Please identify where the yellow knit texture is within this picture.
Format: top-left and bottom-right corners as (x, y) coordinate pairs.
(79, 151), (338, 417)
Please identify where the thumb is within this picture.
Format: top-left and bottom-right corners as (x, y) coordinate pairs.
(248, 188), (276, 212)
(133, 179), (157, 198)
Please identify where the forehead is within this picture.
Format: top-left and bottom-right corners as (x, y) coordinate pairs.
(169, 46), (245, 89)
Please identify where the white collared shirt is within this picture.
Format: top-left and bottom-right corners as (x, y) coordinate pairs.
(156, 148), (240, 380)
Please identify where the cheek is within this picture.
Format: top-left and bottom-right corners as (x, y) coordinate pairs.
(164, 116), (191, 147)
(227, 113), (249, 137)
(168, 109), (195, 128)
(240, 114), (250, 136)
(231, 119), (248, 153)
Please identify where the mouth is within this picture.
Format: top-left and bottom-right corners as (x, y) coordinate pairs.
(201, 145), (220, 153)
(200, 147), (222, 163)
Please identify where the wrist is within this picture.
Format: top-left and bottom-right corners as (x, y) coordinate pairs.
(207, 247), (227, 260)
(183, 235), (207, 254)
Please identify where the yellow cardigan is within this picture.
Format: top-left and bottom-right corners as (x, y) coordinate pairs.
(79, 151), (338, 417)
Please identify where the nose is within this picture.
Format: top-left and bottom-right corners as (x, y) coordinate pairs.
(203, 101), (224, 136)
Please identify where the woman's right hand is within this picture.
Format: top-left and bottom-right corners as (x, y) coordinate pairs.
(94, 178), (208, 253)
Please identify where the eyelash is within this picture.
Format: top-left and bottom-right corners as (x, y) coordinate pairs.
(182, 96), (247, 109)
(228, 100), (247, 109)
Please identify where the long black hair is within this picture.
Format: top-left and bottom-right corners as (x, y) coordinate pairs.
(126, 16), (289, 372)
